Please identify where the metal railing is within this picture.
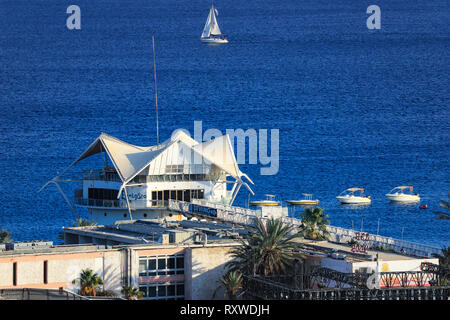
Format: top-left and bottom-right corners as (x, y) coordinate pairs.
(0, 288), (89, 300)
(244, 275), (450, 300)
(82, 168), (225, 183)
(74, 198), (167, 209)
(325, 225), (442, 257)
(82, 169), (122, 182)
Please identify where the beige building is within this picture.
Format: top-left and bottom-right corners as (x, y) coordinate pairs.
(2, 218), (441, 299)
(0, 240), (240, 300)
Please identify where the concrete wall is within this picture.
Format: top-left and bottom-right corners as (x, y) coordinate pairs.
(189, 245), (236, 300)
(0, 261), (14, 287)
(0, 243), (238, 299)
(0, 249), (123, 294)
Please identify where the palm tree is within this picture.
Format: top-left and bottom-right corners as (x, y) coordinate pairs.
(58, 218), (97, 241)
(74, 218), (98, 227)
(219, 270), (243, 300)
(72, 268), (103, 296)
(227, 217), (302, 276)
(433, 191), (450, 220)
(432, 246), (450, 268)
(300, 207), (330, 240)
(432, 246), (450, 285)
(0, 228), (12, 243)
(121, 285), (143, 300)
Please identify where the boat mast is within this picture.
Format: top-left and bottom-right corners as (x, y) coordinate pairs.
(152, 35), (159, 145)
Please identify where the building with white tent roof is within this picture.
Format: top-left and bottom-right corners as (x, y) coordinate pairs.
(40, 130), (254, 224)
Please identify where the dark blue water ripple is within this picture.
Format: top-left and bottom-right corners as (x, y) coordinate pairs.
(0, 0), (448, 247)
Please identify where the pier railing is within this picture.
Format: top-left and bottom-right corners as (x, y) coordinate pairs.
(325, 225), (442, 257)
(74, 198), (167, 209)
(167, 199), (442, 258)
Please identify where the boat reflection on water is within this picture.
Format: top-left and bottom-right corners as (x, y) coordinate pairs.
(389, 201), (419, 208)
(339, 203), (372, 209)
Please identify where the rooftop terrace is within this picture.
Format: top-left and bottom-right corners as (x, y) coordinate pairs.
(297, 239), (432, 262)
(63, 218), (249, 246)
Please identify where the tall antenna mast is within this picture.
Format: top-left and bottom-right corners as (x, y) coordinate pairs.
(152, 35), (159, 145)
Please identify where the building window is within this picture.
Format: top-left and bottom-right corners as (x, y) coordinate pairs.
(43, 260), (48, 284)
(13, 262), (17, 286)
(150, 189), (205, 204)
(139, 254), (184, 277)
(139, 286), (147, 297)
(165, 165), (184, 174)
(88, 188), (119, 200)
(139, 281), (184, 300)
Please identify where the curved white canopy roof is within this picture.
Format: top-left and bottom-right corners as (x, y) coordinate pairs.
(48, 131), (253, 194)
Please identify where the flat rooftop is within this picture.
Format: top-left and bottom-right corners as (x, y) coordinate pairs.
(64, 218), (249, 246)
(0, 244), (111, 257)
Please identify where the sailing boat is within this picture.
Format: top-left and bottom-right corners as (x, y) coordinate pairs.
(201, 4), (228, 43)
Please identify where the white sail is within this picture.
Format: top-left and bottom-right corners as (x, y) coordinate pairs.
(201, 5), (222, 38)
(209, 6), (222, 35)
(201, 7), (212, 38)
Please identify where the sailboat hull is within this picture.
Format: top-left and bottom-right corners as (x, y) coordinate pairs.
(201, 37), (229, 44)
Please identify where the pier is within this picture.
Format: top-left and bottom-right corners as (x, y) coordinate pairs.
(167, 199), (442, 258)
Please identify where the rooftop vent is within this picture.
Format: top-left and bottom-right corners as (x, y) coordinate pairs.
(330, 252), (346, 260)
(6, 241), (53, 251)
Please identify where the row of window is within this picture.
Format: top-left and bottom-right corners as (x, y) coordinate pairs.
(131, 174), (214, 183)
(139, 282), (184, 300)
(88, 188), (119, 200)
(139, 254), (185, 277)
(151, 189), (204, 202)
(165, 165), (185, 174)
(85, 188), (204, 203)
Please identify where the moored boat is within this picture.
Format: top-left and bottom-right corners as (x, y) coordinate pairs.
(286, 194), (319, 206)
(250, 194), (280, 207)
(386, 186), (420, 203)
(337, 187), (371, 205)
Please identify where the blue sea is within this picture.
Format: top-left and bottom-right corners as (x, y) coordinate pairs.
(0, 0), (448, 247)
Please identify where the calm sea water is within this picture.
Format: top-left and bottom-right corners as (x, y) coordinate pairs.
(0, 0), (448, 247)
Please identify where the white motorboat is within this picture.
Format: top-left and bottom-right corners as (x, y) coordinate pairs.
(337, 187), (371, 205)
(201, 5), (229, 44)
(386, 186), (420, 203)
